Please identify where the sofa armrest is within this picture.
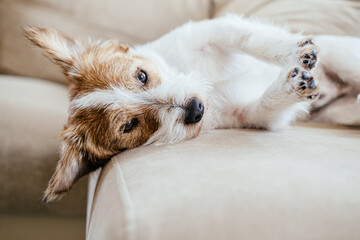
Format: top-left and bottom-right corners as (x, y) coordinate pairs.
(86, 123), (360, 240)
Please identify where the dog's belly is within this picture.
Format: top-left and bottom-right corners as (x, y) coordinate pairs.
(204, 54), (282, 129)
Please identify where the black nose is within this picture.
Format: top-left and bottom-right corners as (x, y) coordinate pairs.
(184, 98), (204, 125)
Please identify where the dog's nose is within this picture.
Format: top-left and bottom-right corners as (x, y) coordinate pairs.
(184, 98), (204, 125)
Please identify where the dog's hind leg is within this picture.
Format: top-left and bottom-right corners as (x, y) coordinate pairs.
(316, 35), (360, 89)
(311, 96), (360, 126)
(308, 35), (360, 125)
(242, 66), (320, 130)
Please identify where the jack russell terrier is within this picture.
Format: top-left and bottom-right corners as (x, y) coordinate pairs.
(25, 15), (360, 203)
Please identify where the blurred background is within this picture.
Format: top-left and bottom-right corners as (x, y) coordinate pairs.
(0, 0), (359, 239)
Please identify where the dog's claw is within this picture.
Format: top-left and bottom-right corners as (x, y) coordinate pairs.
(308, 93), (318, 99)
(309, 80), (316, 89)
(298, 38), (319, 70)
(311, 49), (317, 58)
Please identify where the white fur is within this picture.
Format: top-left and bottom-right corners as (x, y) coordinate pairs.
(76, 15), (360, 143)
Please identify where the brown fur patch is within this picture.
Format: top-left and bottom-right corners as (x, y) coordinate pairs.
(66, 105), (160, 159)
(69, 50), (162, 100)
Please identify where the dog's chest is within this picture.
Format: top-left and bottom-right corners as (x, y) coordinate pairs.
(207, 53), (281, 107)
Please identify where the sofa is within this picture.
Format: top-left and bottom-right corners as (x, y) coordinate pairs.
(0, 0), (359, 239)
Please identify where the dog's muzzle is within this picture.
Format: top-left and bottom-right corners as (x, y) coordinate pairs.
(184, 97), (204, 125)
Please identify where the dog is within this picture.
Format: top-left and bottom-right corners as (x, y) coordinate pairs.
(25, 15), (360, 203)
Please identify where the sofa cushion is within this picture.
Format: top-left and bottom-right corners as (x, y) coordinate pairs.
(0, 0), (211, 84)
(87, 123), (360, 240)
(214, 0), (360, 36)
(0, 75), (87, 216)
(0, 214), (85, 240)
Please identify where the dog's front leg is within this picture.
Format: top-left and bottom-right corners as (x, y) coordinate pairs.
(148, 15), (319, 72)
(207, 15), (319, 69)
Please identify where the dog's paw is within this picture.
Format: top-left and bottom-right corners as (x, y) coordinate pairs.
(297, 37), (319, 70)
(288, 67), (320, 101)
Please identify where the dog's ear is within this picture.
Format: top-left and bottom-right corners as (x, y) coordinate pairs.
(43, 140), (86, 204)
(24, 27), (86, 78)
(43, 126), (106, 204)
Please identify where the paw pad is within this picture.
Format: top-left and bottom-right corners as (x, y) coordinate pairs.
(301, 49), (317, 70)
(289, 67), (320, 101)
(297, 38), (319, 70)
(298, 38), (315, 47)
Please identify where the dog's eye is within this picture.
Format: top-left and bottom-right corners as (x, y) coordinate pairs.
(137, 70), (148, 85)
(123, 118), (139, 133)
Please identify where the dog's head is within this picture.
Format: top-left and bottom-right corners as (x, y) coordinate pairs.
(25, 27), (209, 203)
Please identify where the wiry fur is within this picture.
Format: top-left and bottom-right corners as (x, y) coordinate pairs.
(24, 15), (360, 203)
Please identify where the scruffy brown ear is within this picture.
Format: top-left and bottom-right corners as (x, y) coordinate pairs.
(24, 27), (130, 80)
(24, 26), (86, 77)
(43, 142), (86, 203)
(43, 128), (108, 204)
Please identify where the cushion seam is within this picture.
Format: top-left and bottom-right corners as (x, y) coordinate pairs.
(113, 158), (138, 240)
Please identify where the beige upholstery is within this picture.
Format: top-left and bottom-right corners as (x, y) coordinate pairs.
(87, 124), (360, 240)
(0, 0), (212, 84)
(215, 0), (360, 37)
(0, 75), (87, 216)
(0, 214), (85, 240)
